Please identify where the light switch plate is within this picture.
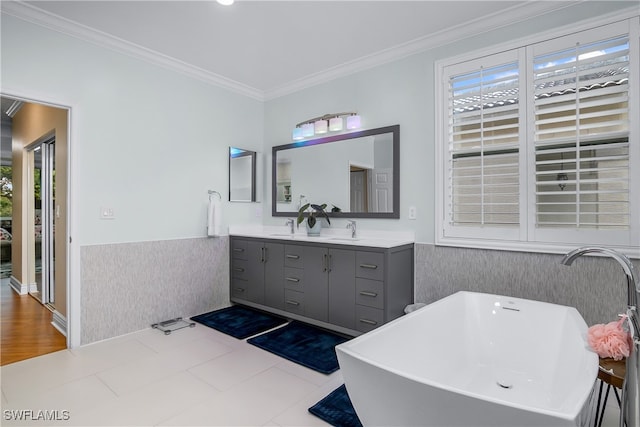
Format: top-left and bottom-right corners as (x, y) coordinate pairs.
(100, 207), (115, 219)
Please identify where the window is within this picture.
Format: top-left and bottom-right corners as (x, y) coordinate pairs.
(436, 18), (639, 254)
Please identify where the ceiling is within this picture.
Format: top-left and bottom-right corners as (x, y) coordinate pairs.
(2, 1), (601, 99)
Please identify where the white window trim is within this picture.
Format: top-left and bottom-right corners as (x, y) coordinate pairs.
(435, 12), (640, 258)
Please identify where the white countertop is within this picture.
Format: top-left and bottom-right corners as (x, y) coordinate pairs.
(228, 225), (414, 248)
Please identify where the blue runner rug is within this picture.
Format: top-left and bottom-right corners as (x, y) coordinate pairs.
(247, 321), (350, 374)
(309, 384), (362, 427)
(190, 305), (287, 339)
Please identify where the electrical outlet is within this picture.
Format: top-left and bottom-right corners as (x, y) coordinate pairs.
(408, 206), (417, 220)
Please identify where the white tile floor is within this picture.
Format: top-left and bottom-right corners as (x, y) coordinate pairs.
(1, 324), (341, 426)
(0, 322), (623, 427)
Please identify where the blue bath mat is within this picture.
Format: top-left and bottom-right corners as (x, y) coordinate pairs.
(247, 321), (350, 374)
(309, 384), (362, 427)
(190, 305), (287, 339)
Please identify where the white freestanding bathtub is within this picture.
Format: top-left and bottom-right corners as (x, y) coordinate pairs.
(336, 291), (598, 426)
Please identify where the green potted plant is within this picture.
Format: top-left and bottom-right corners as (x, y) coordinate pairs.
(297, 203), (331, 236)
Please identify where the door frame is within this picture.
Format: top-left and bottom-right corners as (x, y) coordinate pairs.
(25, 135), (56, 306)
(2, 89), (78, 349)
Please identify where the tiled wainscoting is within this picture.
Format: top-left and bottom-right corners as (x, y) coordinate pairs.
(80, 237), (230, 345)
(80, 239), (636, 345)
(415, 244), (638, 327)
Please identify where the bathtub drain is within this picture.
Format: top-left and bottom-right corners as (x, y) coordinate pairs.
(496, 381), (513, 389)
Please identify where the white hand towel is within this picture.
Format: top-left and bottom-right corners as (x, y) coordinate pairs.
(207, 197), (222, 237)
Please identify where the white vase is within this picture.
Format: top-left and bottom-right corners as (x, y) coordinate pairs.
(306, 221), (321, 236)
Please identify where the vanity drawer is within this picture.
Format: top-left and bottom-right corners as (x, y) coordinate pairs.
(283, 267), (304, 291)
(231, 239), (248, 260)
(284, 245), (304, 268)
(231, 278), (249, 298)
(356, 252), (385, 281)
(284, 289), (304, 316)
(355, 305), (385, 333)
(355, 278), (384, 309)
(231, 259), (248, 280)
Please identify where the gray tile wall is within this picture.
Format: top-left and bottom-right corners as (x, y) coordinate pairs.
(80, 237), (637, 344)
(80, 237), (229, 344)
(415, 244), (639, 327)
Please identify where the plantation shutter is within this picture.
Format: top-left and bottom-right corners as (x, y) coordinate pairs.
(532, 34), (630, 230)
(448, 58), (521, 228)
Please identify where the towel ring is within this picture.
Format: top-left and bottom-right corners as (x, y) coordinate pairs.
(208, 190), (221, 200)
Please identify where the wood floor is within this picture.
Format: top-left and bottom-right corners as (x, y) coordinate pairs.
(1, 280), (67, 366)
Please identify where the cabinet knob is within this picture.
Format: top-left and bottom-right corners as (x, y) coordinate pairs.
(286, 254), (300, 259)
(359, 263), (378, 269)
(286, 277), (300, 283)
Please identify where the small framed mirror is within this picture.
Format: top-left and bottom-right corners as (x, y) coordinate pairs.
(229, 147), (257, 202)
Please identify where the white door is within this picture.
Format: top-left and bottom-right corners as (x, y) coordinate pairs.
(350, 170), (367, 212)
(369, 168), (392, 213)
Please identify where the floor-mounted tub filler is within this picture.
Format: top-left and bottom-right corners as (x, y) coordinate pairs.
(336, 291), (599, 426)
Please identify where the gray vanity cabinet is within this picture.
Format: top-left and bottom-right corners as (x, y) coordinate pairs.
(231, 238), (284, 307)
(282, 245), (355, 325)
(230, 236), (413, 336)
(302, 246), (356, 326)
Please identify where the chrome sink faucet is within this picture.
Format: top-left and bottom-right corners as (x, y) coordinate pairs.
(346, 220), (357, 238)
(285, 218), (295, 235)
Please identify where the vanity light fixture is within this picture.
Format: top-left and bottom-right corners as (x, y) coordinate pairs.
(216, 0), (234, 5)
(292, 112), (361, 140)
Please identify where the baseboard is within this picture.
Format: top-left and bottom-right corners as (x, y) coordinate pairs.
(51, 310), (67, 337)
(9, 276), (28, 295)
(28, 283), (38, 293)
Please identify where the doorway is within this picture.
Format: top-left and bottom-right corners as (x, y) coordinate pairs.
(0, 94), (70, 359)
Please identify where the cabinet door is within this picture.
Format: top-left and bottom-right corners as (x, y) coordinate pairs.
(263, 242), (284, 309)
(303, 246), (329, 322)
(328, 248), (356, 329)
(245, 241), (266, 304)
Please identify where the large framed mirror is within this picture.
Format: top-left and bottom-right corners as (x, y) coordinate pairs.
(229, 147), (257, 202)
(272, 125), (399, 218)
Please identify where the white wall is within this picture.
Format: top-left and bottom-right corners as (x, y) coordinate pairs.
(263, 1), (634, 243)
(1, 14), (264, 246)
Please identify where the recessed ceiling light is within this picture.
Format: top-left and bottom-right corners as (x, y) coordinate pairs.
(217, 0), (234, 5)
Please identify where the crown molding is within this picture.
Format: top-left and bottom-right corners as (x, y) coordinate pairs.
(1, 1), (264, 101)
(263, 1), (580, 100)
(2, 1), (590, 102)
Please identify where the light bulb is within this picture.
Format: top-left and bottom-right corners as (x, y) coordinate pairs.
(346, 114), (361, 130)
(314, 119), (328, 134)
(301, 123), (315, 137)
(329, 117), (343, 131)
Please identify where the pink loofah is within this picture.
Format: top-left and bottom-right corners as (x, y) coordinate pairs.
(587, 316), (632, 360)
